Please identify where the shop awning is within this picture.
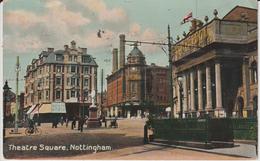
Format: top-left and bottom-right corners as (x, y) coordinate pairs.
(26, 104), (37, 114)
(39, 103), (52, 113)
(51, 102), (66, 113)
(38, 102), (66, 114)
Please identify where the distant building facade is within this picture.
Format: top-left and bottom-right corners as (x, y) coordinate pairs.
(172, 6), (257, 118)
(106, 36), (169, 118)
(24, 41), (98, 120)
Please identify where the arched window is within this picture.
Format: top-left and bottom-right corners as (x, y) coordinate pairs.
(251, 61), (257, 84)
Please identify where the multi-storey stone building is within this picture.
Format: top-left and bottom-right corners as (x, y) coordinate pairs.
(106, 35), (169, 118)
(24, 41), (98, 120)
(172, 6), (257, 118)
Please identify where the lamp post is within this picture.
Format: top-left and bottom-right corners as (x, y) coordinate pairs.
(3, 81), (11, 143)
(177, 76), (184, 119)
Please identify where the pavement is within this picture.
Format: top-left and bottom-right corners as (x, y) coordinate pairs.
(150, 141), (257, 159)
(3, 118), (257, 160)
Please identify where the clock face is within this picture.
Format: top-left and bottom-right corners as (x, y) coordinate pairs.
(131, 67), (136, 71)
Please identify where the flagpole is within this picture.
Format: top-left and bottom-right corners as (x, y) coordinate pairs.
(195, 0), (198, 19)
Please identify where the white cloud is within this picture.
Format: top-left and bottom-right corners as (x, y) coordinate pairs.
(129, 23), (141, 36)
(4, 0), (91, 53)
(5, 10), (43, 29)
(4, 34), (44, 54)
(77, 0), (127, 23)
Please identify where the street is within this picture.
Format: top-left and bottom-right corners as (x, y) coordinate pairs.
(3, 119), (255, 160)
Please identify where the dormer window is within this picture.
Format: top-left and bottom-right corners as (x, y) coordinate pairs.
(82, 55), (91, 63)
(56, 54), (63, 61)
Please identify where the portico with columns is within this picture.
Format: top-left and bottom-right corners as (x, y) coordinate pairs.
(172, 6), (257, 118)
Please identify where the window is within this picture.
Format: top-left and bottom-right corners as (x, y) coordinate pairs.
(38, 91), (42, 100)
(46, 65), (49, 72)
(67, 77), (70, 86)
(77, 78), (79, 86)
(251, 61), (257, 84)
(130, 81), (137, 94)
(71, 65), (76, 73)
(74, 56), (77, 62)
(66, 66), (69, 73)
(71, 90), (76, 97)
(82, 55), (91, 63)
(66, 90), (70, 99)
(46, 77), (49, 86)
(69, 55), (72, 61)
(84, 91), (88, 99)
(56, 77), (61, 86)
(56, 90), (61, 99)
(84, 78), (89, 86)
(46, 91), (49, 99)
(56, 54), (63, 61)
(83, 66), (89, 74)
(56, 65), (62, 73)
(71, 77), (76, 86)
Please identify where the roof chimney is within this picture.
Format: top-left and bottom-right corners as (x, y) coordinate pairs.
(47, 48), (54, 52)
(71, 40), (76, 49)
(119, 34), (125, 68)
(112, 48), (119, 73)
(64, 45), (69, 51)
(81, 47), (87, 54)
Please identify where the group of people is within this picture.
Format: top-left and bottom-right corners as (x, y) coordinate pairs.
(71, 115), (88, 132)
(52, 116), (69, 128)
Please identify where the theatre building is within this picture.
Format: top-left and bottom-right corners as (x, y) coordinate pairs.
(106, 35), (169, 118)
(172, 6), (257, 118)
(24, 41), (98, 121)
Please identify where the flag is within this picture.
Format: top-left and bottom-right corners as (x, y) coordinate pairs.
(181, 12), (193, 25)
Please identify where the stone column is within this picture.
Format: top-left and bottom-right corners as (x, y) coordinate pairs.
(183, 74), (188, 118)
(197, 68), (203, 112)
(206, 64), (213, 114)
(110, 107), (114, 117)
(176, 82), (181, 118)
(190, 71), (195, 117)
(215, 61), (224, 117)
(242, 57), (251, 117)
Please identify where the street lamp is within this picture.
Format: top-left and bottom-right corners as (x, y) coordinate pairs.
(3, 80), (11, 143)
(177, 76), (184, 119)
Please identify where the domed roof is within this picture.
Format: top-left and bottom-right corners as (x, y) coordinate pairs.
(128, 44), (144, 58)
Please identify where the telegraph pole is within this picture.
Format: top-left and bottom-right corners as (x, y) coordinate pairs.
(167, 25), (174, 118)
(14, 56), (20, 133)
(101, 69), (104, 114)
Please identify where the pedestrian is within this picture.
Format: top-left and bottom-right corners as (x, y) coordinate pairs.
(71, 117), (76, 129)
(60, 116), (64, 126)
(65, 117), (69, 128)
(52, 117), (56, 128)
(102, 115), (106, 127)
(78, 117), (84, 132)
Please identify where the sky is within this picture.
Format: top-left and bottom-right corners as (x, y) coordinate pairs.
(3, 0), (257, 93)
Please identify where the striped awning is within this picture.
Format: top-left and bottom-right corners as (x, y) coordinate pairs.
(26, 104), (38, 114)
(38, 103), (52, 113)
